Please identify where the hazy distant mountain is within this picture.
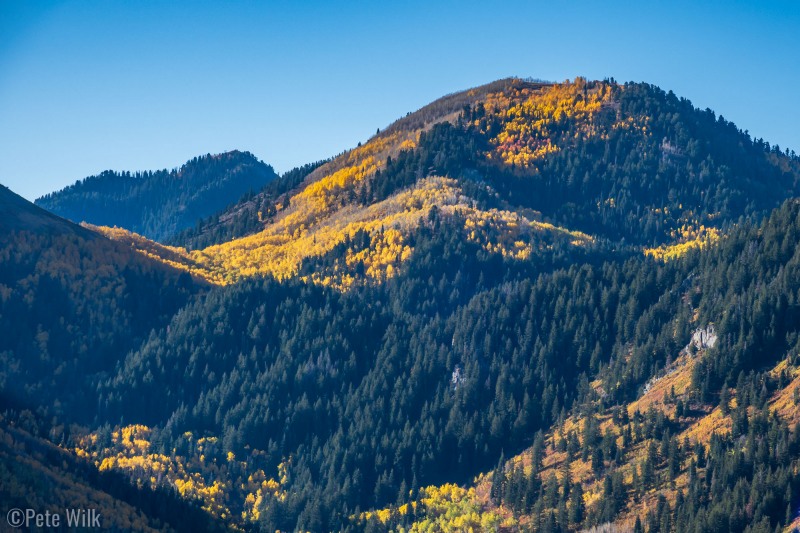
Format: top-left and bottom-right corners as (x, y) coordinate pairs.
(35, 150), (277, 242)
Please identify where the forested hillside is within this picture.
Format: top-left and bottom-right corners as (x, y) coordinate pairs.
(0, 186), (199, 419)
(360, 198), (800, 533)
(35, 150), (276, 242)
(173, 159), (328, 250)
(3, 78), (800, 532)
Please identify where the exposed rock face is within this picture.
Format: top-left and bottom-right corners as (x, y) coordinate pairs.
(691, 324), (717, 351)
(643, 324), (717, 394)
(451, 365), (465, 390)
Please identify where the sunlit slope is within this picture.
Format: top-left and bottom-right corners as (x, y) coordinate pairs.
(91, 96), (600, 286)
(0, 415), (222, 532)
(96, 77), (799, 285)
(92, 176), (592, 288)
(170, 78), (549, 249)
(86, 224), (225, 285)
(70, 424), (292, 525)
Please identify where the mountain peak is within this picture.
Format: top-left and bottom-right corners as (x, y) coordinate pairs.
(378, 77), (551, 138)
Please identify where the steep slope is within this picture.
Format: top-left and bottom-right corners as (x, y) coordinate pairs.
(35, 150), (276, 242)
(0, 186), (226, 529)
(173, 159), (328, 249)
(0, 183), (95, 236)
(86, 223), (631, 531)
(359, 199), (800, 533)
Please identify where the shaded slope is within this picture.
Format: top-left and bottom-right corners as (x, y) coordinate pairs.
(0, 184), (95, 237)
(0, 187), (199, 420)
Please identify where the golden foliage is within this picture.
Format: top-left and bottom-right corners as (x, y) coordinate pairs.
(644, 225), (720, 261)
(359, 483), (511, 532)
(626, 352), (695, 418)
(87, 81), (609, 292)
(85, 224), (226, 285)
(768, 363), (800, 425)
(191, 176), (446, 286)
(0, 418), (167, 532)
(463, 205), (593, 260)
(75, 424), (287, 526)
(681, 405), (731, 445)
(95, 176), (593, 291)
(402, 325), (781, 530)
(483, 78), (614, 168)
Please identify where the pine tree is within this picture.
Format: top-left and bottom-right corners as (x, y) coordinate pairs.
(568, 482), (584, 526)
(719, 383), (731, 415)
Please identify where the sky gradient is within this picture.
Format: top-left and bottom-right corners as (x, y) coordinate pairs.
(1, 0), (798, 201)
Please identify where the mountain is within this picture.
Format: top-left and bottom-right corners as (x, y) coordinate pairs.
(4, 77), (800, 532)
(169, 77), (545, 251)
(172, 77), (799, 252)
(172, 159), (328, 250)
(0, 185), (199, 418)
(35, 150), (277, 242)
(97, 78), (798, 289)
(0, 187), (219, 528)
(0, 183), (94, 236)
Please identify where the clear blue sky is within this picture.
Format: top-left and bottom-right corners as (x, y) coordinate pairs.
(1, 0), (798, 201)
